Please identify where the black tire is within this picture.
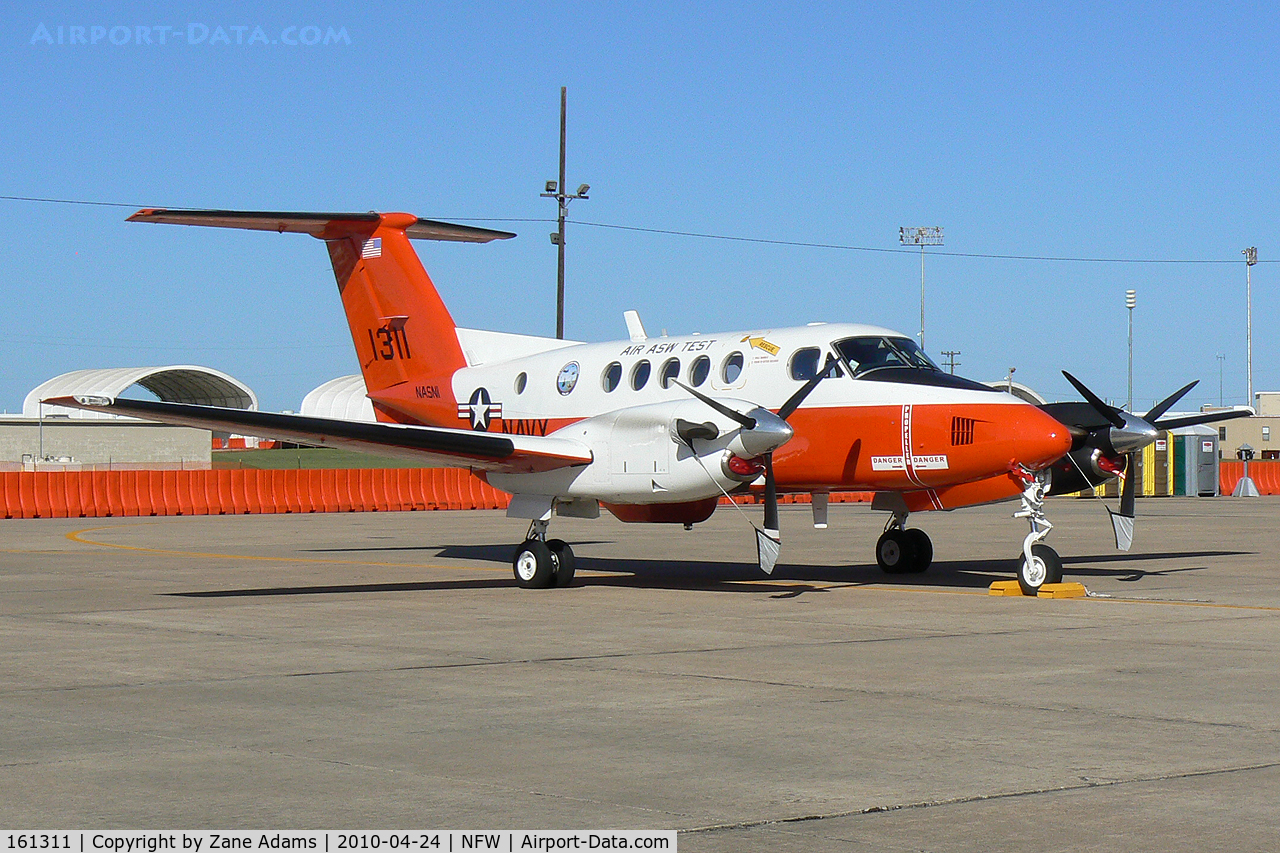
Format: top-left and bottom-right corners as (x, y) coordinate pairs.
(876, 529), (917, 574)
(547, 539), (576, 587)
(903, 528), (933, 573)
(1016, 543), (1063, 596)
(512, 539), (555, 589)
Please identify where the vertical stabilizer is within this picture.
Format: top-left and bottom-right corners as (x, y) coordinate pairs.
(127, 209), (514, 426)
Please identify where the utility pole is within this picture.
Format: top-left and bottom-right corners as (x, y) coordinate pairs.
(1126, 289), (1136, 411)
(1243, 247), (1257, 407)
(941, 350), (960, 375)
(1217, 353), (1225, 407)
(540, 87), (589, 339)
(899, 226), (943, 352)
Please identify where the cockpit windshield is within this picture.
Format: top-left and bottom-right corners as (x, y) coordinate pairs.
(833, 336), (942, 376)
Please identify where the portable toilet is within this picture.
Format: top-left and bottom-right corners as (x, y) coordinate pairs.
(1169, 424), (1220, 496)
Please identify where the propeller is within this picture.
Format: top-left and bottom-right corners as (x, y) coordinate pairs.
(674, 355), (839, 573)
(1056, 371), (1250, 550)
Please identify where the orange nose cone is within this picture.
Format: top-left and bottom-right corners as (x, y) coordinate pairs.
(1010, 404), (1074, 470)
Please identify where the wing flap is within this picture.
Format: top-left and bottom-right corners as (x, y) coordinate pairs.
(44, 397), (591, 474)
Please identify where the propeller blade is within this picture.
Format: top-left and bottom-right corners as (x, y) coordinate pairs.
(756, 526), (781, 575)
(1119, 451), (1137, 518)
(671, 380), (756, 429)
(777, 354), (839, 421)
(1108, 506), (1135, 551)
(1153, 408), (1253, 431)
(1062, 371), (1126, 429)
(1107, 451), (1138, 551)
(1144, 380), (1198, 423)
(762, 455), (779, 537)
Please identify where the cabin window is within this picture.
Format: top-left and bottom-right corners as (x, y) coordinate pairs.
(514, 372), (527, 394)
(722, 352), (745, 384)
(631, 359), (651, 390)
(789, 348), (820, 380)
(689, 355), (711, 387)
(660, 358), (681, 389)
(602, 362), (622, 392)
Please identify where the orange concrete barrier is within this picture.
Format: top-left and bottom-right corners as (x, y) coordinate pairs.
(1221, 460), (1280, 495)
(66, 472), (86, 518)
(100, 472), (116, 517)
(32, 472), (55, 518)
(2, 472), (19, 518)
(119, 471), (140, 517)
(315, 469), (337, 513)
(18, 472), (38, 518)
(0, 467), (521, 519)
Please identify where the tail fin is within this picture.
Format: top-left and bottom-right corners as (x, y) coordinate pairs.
(128, 209), (513, 424)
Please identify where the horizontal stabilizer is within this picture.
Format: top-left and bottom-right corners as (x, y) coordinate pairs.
(43, 396), (590, 474)
(128, 209), (515, 243)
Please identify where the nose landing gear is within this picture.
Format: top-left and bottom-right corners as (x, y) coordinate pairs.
(1012, 467), (1062, 595)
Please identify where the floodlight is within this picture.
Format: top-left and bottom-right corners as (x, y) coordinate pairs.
(576, 184), (590, 197)
(545, 181), (558, 194)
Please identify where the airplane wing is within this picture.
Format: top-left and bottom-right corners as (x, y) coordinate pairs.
(44, 396), (592, 474)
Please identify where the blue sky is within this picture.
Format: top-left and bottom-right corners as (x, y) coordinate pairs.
(3, 2), (1276, 413)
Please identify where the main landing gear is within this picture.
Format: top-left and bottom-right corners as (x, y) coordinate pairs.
(1012, 467), (1063, 595)
(512, 519), (576, 589)
(875, 512), (933, 574)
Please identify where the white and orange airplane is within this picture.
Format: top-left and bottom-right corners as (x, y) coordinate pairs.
(49, 209), (1249, 594)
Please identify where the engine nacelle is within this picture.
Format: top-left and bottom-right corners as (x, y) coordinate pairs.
(487, 397), (788, 506)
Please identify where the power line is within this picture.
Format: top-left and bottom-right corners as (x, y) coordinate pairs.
(3, 193), (1272, 265)
(568, 219), (1270, 264)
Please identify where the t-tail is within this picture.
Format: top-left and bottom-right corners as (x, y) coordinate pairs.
(127, 209), (514, 425)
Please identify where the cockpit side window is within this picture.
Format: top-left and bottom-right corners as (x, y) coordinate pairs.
(789, 348), (820, 380)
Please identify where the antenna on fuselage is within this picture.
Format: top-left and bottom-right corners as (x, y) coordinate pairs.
(624, 310), (648, 342)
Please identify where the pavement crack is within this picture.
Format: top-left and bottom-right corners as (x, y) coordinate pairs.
(683, 760), (1280, 834)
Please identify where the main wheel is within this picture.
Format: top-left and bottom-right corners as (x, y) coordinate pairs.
(876, 529), (917, 574)
(903, 528), (933, 573)
(1016, 543), (1064, 596)
(513, 539), (555, 589)
(547, 539), (576, 588)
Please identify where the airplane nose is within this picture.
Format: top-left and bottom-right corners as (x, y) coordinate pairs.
(1013, 405), (1074, 470)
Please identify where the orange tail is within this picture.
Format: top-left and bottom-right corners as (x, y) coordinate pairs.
(127, 209), (514, 425)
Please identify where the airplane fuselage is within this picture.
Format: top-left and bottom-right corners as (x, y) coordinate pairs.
(365, 322), (1072, 513)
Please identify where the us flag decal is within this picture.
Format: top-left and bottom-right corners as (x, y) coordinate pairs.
(361, 238), (382, 259)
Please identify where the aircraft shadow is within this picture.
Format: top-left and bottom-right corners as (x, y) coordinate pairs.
(164, 546), (1249, 599)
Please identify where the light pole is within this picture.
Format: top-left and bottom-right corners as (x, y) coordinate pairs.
(899, 226), (943, 352)
(541, 87), (590, 340)
(1217, 353), (1225, 407)
(1126, 289), (1136, 411)
(1243, 247), (1257, 407)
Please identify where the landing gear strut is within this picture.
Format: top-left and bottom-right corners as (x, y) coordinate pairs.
(875, 512), (933, 574)
(512, 519), (576, 589)
(1012, 467), (1063, 595)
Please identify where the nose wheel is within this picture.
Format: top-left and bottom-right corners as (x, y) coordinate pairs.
(1016, 542), (1063, 596)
